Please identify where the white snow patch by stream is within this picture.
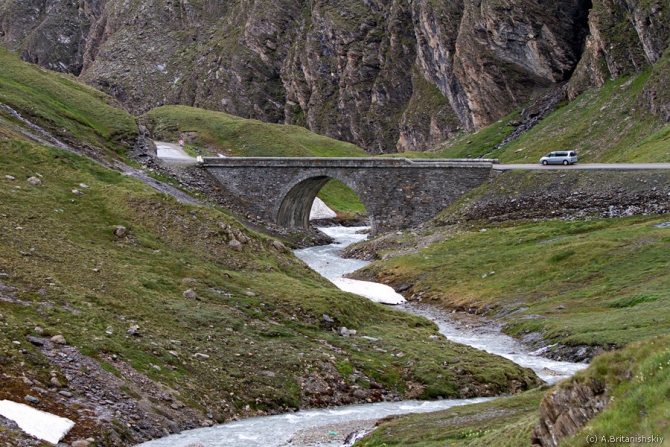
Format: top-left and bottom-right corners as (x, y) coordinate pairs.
(309, 198), (337, 220)
(0, 400), (74, 444)
(330, 278), (406, 304)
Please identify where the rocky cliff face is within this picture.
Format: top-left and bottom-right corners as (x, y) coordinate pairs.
(1, 0), (667, 153)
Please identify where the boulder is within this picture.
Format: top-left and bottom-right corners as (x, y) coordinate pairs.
(270, 240), (286, 253)
(50, 334), (67, 345)
(113, 226), (127, 238)
(183, 289), (198, 300)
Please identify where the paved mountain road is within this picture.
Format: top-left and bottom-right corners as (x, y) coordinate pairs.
(494, 163), (670, 171)
(155, 141), (197, 164)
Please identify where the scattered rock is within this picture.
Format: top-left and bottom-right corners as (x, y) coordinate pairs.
(194, 353), (210, 359)
(50, 377), (62, 387)
(58, 390), (73, 398)
(50, 334), (67, 345)
(114, 225), (127, 238)
(338, 327), (351, 337)
(352, 389), (366, 399)
(228, 239), (242, 251)
(167, 421), (181, 434)
(245, 291), (256, 297)
(182, 278), (197, 283)
(26, 177), (42, 186)
(26, 335), (44, 346)
(24, 395), (39, 404)
(79, 183), (89, 189)
(34, 326), (44, 335)
(183, 289), (198, 300)
(5, 175), (15, 180)
(323, 314), (334, 323)
(71, 440), (91, 447)
(270, 240), (286, 252)
(127, 325), (140, 336)
(72, 189), (83, 196)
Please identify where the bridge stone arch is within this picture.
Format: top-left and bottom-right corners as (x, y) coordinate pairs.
(202, 157), (496, 236)
(277, 173), (376, 231)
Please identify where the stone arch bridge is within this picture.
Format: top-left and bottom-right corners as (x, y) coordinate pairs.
(202, 157), (497, 235)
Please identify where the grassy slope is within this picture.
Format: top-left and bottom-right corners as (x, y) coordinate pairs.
(140, 105), (368, 216)
(0, 46), (138, 158)
(358, 336), (670, 447)
(0, 140), (540, 441)
(394, 68), (669, 164)
(358, 388), (545, 447)
(141, 105), (367, 158)
(354, 214), (670, 350)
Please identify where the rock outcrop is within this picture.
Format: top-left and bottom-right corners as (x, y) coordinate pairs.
(1, 0), (667, 153)
(531, 380), (609, 446)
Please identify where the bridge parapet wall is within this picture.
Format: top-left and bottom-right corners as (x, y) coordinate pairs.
(202, 157), (498, 168)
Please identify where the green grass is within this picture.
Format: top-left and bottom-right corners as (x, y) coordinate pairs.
(357, 388), (545, 447)
(141, 105), (367, 158)
(353, 214), (670, 350)
(0, 45), (138, 158)
(0, 139), (540, 438)
(495, 72), (669, 163)
(424, 71), (669, 164)
(392, 69), (668, 165)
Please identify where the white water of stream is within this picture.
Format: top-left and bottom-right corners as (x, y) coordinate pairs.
(138, 226), (586, 447)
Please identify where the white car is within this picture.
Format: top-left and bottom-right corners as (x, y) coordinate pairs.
(540, 151), (578, 165)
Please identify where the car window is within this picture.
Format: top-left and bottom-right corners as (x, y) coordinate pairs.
(556, 152), (567, 156)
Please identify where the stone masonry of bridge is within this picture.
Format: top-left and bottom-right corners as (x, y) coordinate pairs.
(202, 157), (497, 235)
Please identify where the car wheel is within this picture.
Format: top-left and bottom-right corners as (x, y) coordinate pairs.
(542, 160), (548, 165)
(563, 160), (569, 165)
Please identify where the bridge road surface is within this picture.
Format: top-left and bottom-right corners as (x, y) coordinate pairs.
(494, 163), (670, 171)
(154, 141), (197, 164)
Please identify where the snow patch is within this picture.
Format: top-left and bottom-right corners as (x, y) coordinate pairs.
(330, 278), (406, 305)
(309, 198), (337, 220)
(0, 400), (74, 444)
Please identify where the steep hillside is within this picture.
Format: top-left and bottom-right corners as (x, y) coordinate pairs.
(0, 46), (138, 162)
(140, 105), (368, 158)
(431, 70), (670, 163)
(2, 0), (667, 154)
